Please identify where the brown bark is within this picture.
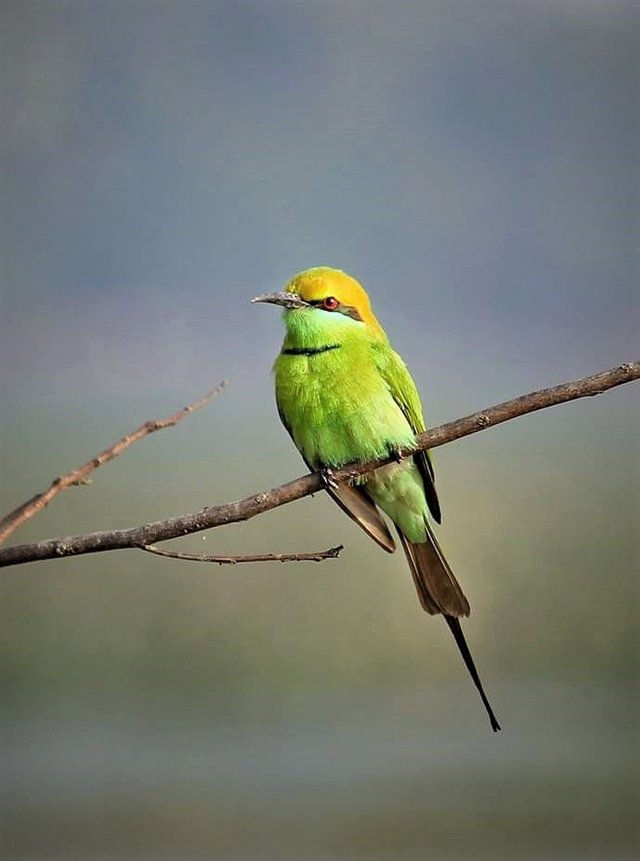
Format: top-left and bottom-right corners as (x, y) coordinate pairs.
(0, 362), (637, 569)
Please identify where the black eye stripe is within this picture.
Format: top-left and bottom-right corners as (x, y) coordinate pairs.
(306, 299), (363, 321)
(340, 305), (363, 321)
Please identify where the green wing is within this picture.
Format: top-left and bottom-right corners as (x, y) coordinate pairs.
(373, 344), (442, 523)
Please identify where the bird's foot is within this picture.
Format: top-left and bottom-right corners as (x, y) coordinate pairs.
(389, 446), (404, 463)
(320, 467), (339, 490)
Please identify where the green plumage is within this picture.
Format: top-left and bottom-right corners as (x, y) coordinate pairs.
(275, 310), (433, 543)
(254, 267), (500, 731)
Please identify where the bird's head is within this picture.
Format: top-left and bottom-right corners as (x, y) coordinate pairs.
(251, 267), (384, 337)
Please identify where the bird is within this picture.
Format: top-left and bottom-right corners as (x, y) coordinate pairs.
(252, 266), (501, 732)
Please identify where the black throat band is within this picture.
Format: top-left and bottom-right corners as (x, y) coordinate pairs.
(281, 344), (341, 357)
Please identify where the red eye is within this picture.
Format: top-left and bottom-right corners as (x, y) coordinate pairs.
(322, 296), (339, 311)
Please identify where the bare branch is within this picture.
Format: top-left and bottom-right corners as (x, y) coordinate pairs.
(0, 362), (637, 569)
(0, 382), (228, 545)
(139, 543), (344, 564)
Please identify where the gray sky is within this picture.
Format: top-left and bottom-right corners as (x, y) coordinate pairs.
(2, 0), (636, 415)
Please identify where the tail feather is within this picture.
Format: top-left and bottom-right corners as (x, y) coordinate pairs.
(444, 616), (501, 732)
(398, 527), (501, 732)
(397, 527), (470, 617)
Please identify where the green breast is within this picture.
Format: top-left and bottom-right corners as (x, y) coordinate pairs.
(275, 340), (416, 469)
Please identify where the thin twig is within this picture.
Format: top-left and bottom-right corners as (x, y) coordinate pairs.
(0, 382), (228, 545)
(139, 543), (344, 564)
(0, 362), (637, 569)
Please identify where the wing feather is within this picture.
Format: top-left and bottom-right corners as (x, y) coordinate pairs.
(327, 483), (396, 553)
(372, 344), (441, 523)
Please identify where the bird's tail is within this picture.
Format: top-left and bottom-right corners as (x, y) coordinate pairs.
(398, 523), (470, 617)
(398, 526), (501, 732)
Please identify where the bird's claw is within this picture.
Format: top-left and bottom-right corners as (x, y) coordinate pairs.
(389, 446), (404, 463)
(320, 467), (339, 490)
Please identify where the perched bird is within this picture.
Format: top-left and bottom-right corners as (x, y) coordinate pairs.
(252, 267), (500, 732)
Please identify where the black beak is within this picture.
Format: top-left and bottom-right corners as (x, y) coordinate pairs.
(250, 291), (309, 310)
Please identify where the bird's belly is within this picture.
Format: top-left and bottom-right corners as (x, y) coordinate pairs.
(367, 460), (429, 542)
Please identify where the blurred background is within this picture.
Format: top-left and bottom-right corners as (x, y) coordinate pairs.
(1, 1), (638, 858)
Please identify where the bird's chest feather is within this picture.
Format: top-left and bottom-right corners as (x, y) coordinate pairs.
(274, 345), (415, 468)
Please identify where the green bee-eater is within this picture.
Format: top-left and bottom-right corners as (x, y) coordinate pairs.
(253, 267), (500, 732)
